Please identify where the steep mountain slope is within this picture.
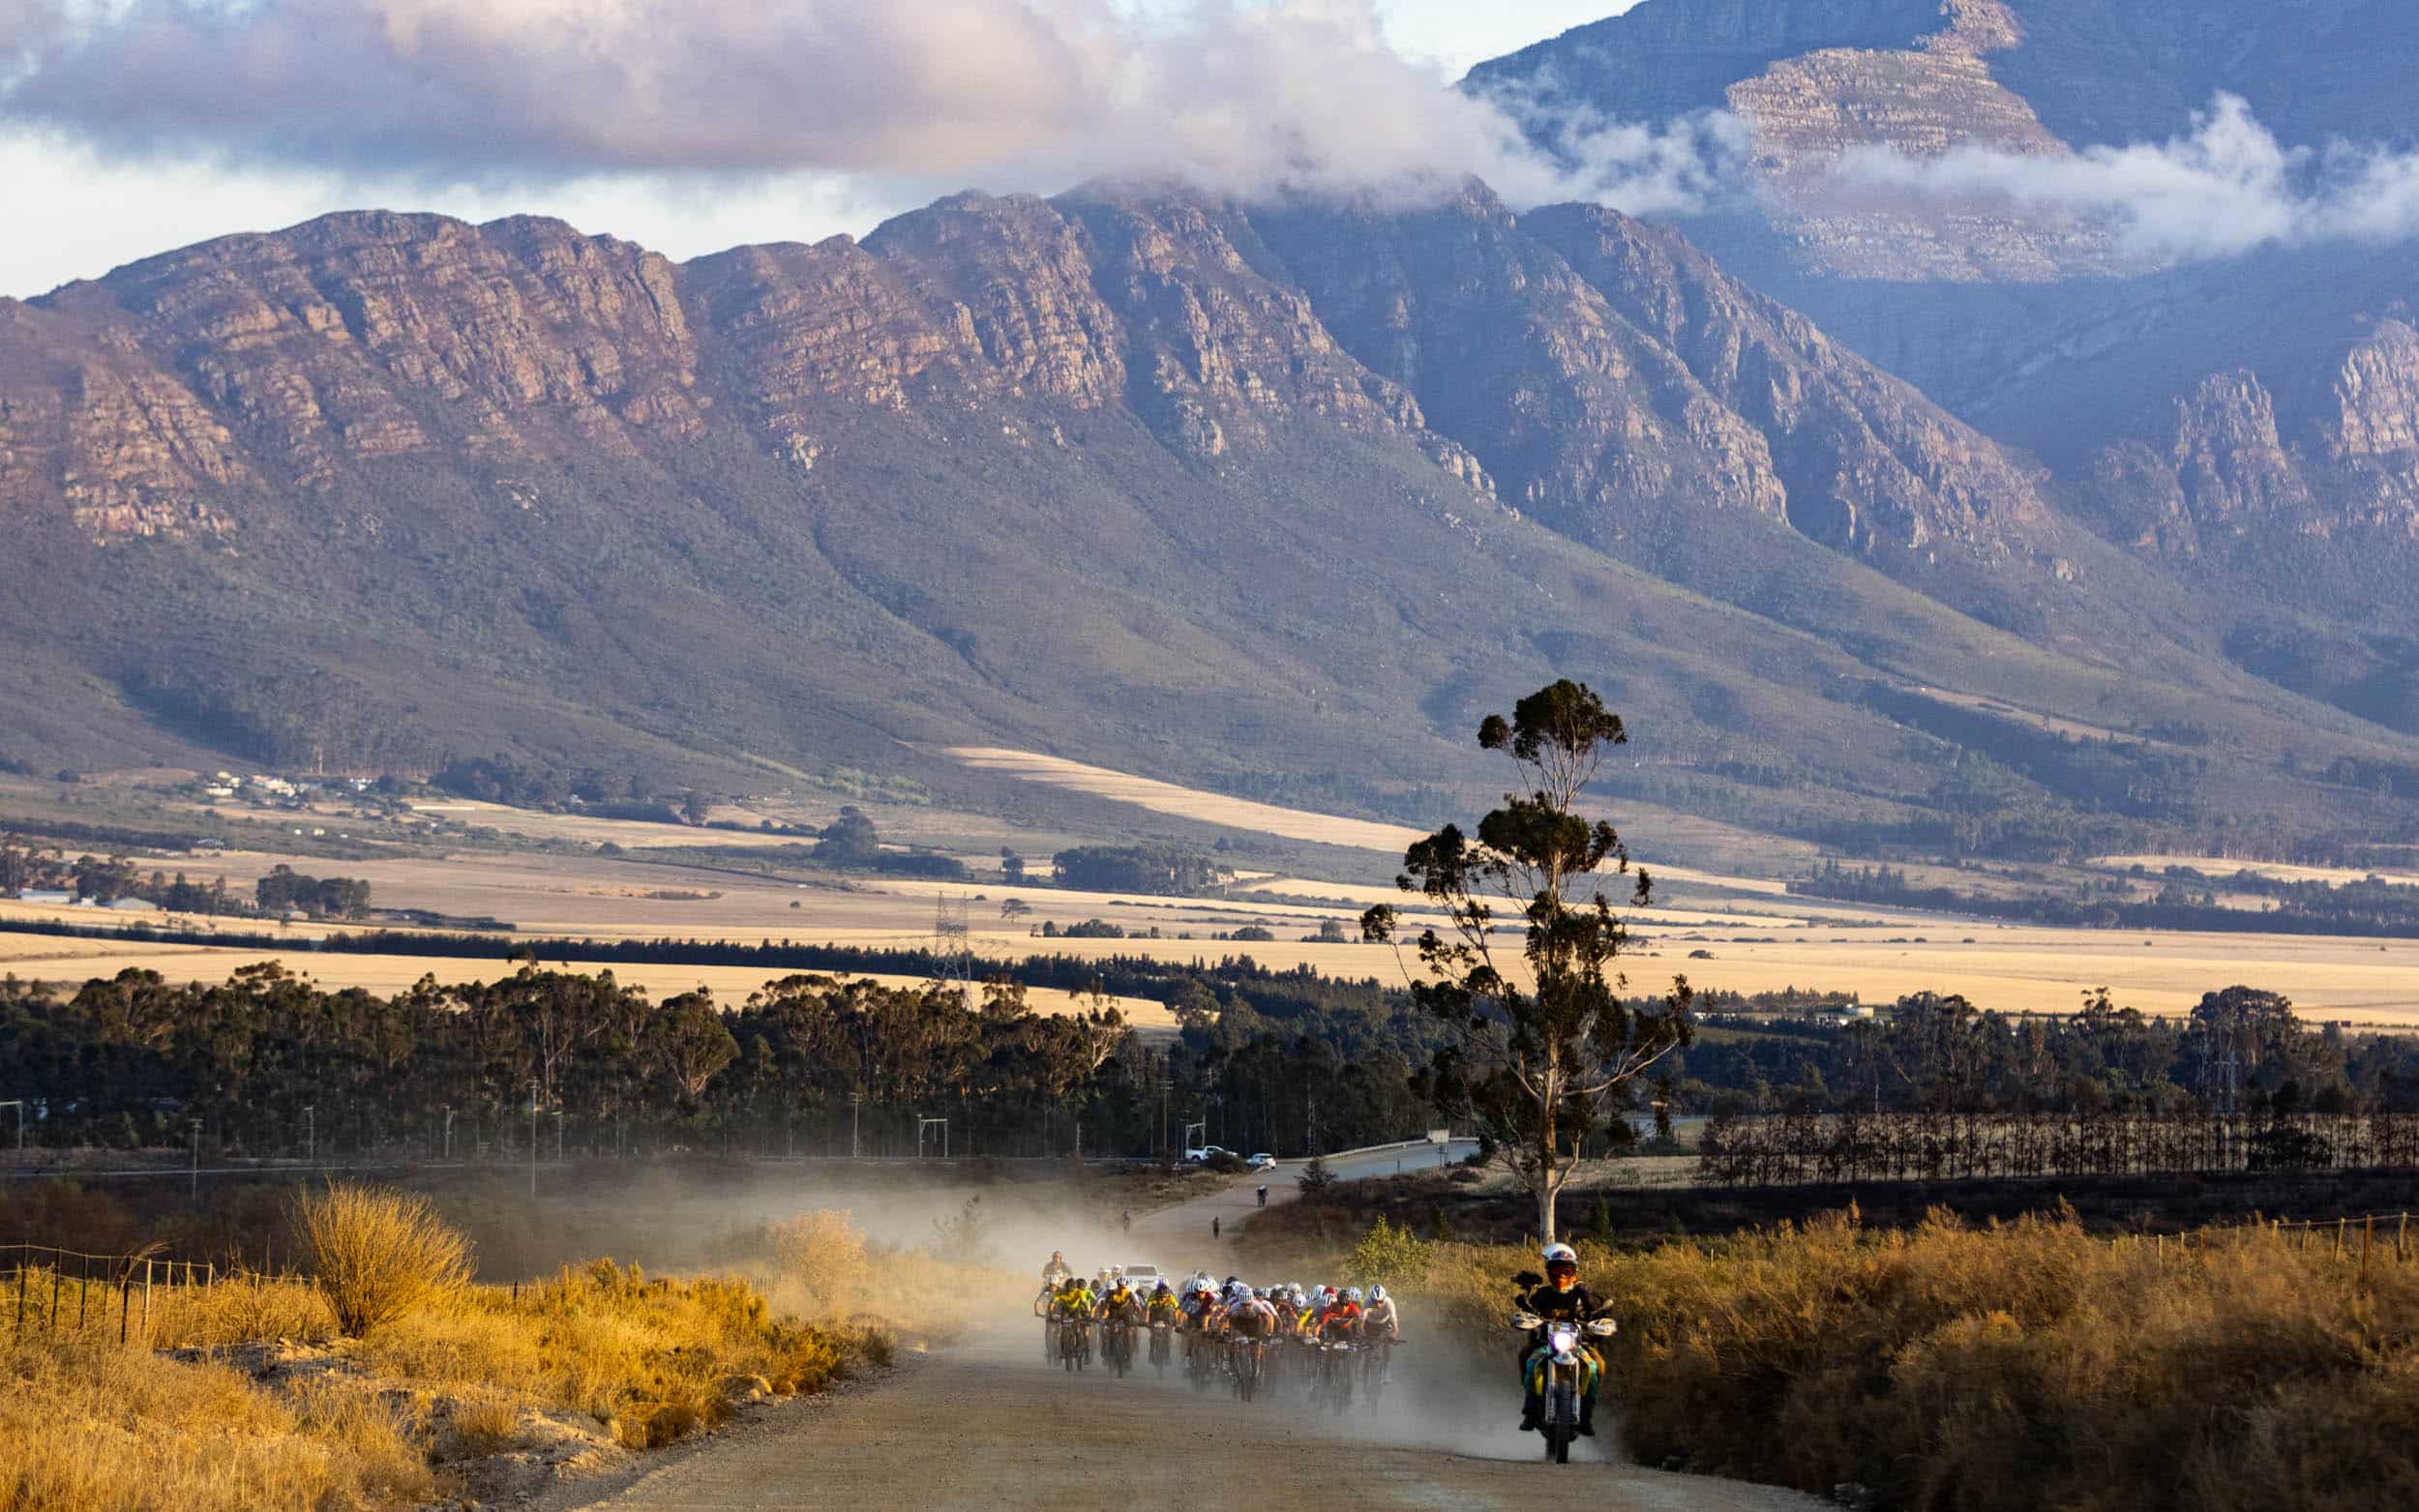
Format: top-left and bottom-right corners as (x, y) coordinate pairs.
(2, 193), (2413, 856)
(1470, 0), (2419, 736)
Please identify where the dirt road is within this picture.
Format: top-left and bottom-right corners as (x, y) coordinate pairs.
(573, 1320), (1823, 1512)
(568, 1146), (1820, 1510)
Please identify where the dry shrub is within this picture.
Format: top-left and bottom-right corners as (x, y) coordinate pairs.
(293, 1181), (472, 1337)
(0, 1334), (430, 1512)
(1422, 1209), (2419, 1512)
(360, 1258), (875, 1455)
(445, 1390), (524, 1455)
(766, 1208), (870, 1311)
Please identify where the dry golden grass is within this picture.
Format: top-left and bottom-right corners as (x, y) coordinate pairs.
(1419, 1210), (2419, 1512)
(0, 1334), (430, 1512)
(1, 1197), (919, 1507)
(294, 1182), (472, 1336)
(358, 1258), (872, 1450)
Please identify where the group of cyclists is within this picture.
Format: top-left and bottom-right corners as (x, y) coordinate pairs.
(1035, 1251), (1404, 1408)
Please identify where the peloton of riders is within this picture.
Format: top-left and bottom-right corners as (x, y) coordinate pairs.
(1040, 1259), (1422, 1379)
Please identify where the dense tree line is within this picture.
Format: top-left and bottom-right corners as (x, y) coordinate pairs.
(0, 958), (1432, 1165)
(1667, 988), (2419, 1120)
(254, 865), (372, 919)
(1791, 860), (2419, 937)
(1694, 1104), (2419, 1186)
(1050, 845), (1235, 896)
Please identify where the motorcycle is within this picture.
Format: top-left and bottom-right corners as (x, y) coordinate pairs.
(1510, 1308), (1617, 1464)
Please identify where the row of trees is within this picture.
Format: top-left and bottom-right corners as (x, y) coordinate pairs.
(1793, 859), (2419, 937)
(254, 865), (372, 919)
(1665, 986), (2419, 1120)
(1695, 1105), (2419, 1186)
(0, 954), (1433, 1166)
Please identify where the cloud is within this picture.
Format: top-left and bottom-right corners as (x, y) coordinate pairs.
(0, 0), (1739, 218)
(1828, 93), (2419, 264)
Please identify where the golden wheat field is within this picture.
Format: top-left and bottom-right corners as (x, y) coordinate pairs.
(12, 759), (2419, 1027)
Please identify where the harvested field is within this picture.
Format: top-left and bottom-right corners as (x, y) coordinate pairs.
(0, 935), (1175, 1030)
(943, 746), (1802, 894)
(2093, 854), (2419, 889)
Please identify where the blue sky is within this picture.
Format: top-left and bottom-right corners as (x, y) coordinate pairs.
(0, 1), (1641, 297)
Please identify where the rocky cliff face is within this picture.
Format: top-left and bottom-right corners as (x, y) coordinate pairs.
(0, 188), (2066, 605)
(2083, 325), (2419, 565)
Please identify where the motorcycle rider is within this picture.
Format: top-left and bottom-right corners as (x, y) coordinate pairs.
(1515, 1242), (1610, 1438)
(1042, 1250), (1071, 1286)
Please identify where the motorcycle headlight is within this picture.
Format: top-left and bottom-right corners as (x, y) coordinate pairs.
(1550, 1327), (1579, 1354)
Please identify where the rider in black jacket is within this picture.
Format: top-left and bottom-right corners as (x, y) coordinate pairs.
(1515, 1242), (1610, 1436)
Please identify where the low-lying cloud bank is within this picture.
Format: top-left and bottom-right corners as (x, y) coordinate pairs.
(1830, 93), (2419, 263)
(0, 0), (1740, 216)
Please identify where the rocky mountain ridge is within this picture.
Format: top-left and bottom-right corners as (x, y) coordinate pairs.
(2, 186), (2413, 853)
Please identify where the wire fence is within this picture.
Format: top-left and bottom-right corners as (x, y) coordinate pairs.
(3, 1243), (215, 1343)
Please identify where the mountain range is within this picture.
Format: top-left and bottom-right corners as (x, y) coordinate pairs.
(4, 0), (2418, 864)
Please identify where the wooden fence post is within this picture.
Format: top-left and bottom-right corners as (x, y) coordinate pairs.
(2400, 1213), (2409, 1263)
(49, 1265), (61, 1334)
(141, 1259), (152, 1341)
(2363, 1216), (2374, 1278)
(2336, 1218), (2346, 1261)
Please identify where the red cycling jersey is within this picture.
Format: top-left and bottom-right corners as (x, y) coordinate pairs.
(1316, 1302), (1363, 1339)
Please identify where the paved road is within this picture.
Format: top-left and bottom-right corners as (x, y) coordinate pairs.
(1120, 1141), (1479, 1267)
(572, 1320), (1822, 1512)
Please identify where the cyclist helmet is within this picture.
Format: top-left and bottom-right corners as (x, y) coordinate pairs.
(1224, 1276), (1239, 1288)
(1154, 1279), (1172, 1293)
(1367, 1285), (1387, 1302)
(1344, 1288), (1362, 1303)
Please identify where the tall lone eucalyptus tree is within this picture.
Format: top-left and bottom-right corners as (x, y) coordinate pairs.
(1362, 681), (1693, 1243)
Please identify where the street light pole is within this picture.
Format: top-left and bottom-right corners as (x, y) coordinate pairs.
(304, 1105), (315, 1168)
(189, 1119), (201, 1198)
(527, 1080), (540, 1201)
